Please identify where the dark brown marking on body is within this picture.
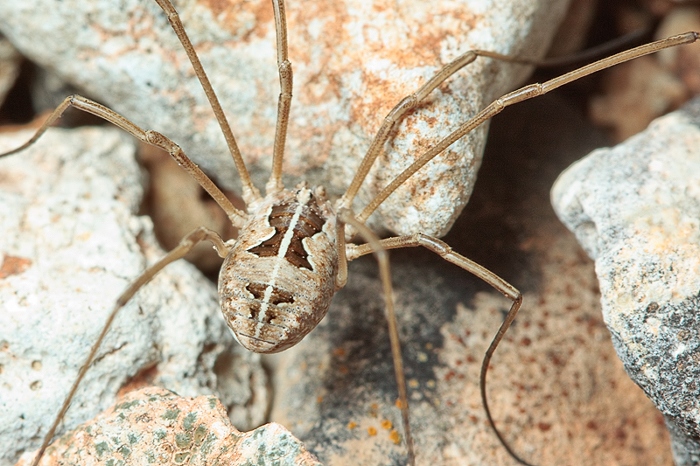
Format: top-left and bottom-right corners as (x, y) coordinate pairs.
(247, 192), (326, 270)
(245, 282), (295, 305)
(246, 301), (262, 321)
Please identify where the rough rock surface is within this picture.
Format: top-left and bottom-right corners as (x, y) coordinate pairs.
(0, 127), (267, 466)
(0, 0), (570, 236)
(16, 387), (320, 466)
(552, 98), (700, 465)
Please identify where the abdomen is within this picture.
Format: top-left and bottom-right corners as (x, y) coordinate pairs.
(218, 186), (338, 353)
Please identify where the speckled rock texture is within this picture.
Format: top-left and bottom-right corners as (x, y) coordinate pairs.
(0, 127), (267, 466)
(0, 0), (570, 236)
(15, 387), (320, 466)
(552, 97), (700, 465)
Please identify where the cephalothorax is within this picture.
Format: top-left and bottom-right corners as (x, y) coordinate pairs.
(0, 0), (697, 465)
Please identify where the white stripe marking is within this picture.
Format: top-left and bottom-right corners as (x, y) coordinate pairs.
(254, 189), (310, 339)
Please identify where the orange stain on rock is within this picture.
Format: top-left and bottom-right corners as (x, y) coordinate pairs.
(0, 255), (32, 278)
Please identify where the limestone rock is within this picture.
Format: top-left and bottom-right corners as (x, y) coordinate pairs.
(552, 98), (700, 465)
(0, 0), (570, 236)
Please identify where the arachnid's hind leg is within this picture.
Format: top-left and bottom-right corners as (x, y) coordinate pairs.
(349, 233), (530, 465)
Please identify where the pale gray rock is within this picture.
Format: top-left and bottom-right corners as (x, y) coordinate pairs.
(0, 127), (267, 466)
(551, 98), (700, 465)
(0, 0), (570, 237)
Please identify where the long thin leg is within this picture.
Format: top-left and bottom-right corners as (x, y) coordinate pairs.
(338, 48), (538, 211)
(356, 32), (699, 223)
(336, 208), (415, 466)
(153, 0), (261, 203)
(348, 233), (532, 466)
(0, 95), (247, 228)
(266, 0), (294, 194)
(29, 227), (230, 466)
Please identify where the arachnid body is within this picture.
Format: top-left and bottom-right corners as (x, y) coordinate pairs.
(0, 1), (698, 465)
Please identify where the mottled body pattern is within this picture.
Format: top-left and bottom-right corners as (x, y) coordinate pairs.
(219, 184), (338, 353)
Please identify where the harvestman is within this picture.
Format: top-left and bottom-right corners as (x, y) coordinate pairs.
(1, 0), (698, 464)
